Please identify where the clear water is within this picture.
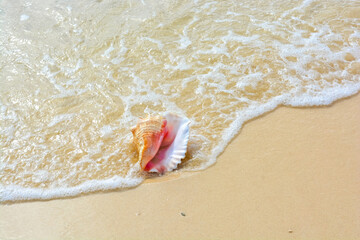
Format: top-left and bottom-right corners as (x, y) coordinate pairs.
(1, 0), (359, 202)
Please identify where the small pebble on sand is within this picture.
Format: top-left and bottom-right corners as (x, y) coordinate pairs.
(288, 229), (293, 233)
(181, 212), (186, 216)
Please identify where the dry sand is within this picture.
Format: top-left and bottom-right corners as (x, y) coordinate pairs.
(1, 93), (359, 240)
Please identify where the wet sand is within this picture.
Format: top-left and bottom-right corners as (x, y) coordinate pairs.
(1, 93), (359, 240)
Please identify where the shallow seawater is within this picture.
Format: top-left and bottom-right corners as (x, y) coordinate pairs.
(1, 0), (359, 202)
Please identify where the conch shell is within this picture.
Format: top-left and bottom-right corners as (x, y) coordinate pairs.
(131, 113), (190, 173)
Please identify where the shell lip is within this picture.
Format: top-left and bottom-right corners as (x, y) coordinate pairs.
(146, 113), (190, 173)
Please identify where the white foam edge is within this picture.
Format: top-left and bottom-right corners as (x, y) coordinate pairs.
(2, 85), (359, 201)
(189, 82), (360, 171)
(0, 176), (143, 203)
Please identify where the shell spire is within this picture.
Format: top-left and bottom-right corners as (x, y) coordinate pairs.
(131, 115), (167, 170)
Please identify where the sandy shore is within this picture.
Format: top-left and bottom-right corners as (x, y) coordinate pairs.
(1, 93), (359, 240)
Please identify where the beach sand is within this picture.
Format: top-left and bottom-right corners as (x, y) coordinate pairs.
(1, 93), (359, 240)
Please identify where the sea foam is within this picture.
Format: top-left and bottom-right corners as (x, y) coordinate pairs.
(0, 0), (359, 202)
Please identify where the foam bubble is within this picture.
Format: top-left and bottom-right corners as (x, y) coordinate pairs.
(178, 35), (192, 49)
(100, 125), (113, 138)
(0, 176), (143, 202)
(48, 114), (75, 127)
(102, 44), (115, 58)
(20, 14), (29, 21)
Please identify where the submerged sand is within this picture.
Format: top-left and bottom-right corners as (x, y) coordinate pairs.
(2, 0), (360, 196)
(0, 94), (359, 239)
